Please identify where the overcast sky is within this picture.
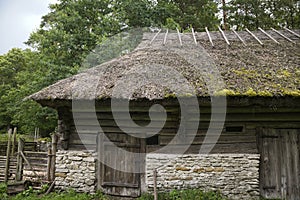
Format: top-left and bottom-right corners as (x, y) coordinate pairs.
(0, 0), (57, 55)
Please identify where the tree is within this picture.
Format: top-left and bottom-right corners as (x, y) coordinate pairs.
(0, 49), (57, 135)
(226, 0), (300, 30)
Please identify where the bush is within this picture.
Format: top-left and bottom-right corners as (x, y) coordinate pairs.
(0, 183), (8, 200)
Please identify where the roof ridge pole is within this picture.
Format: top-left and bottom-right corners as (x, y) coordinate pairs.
(218, 26), (230, 45)
(205, 27), (214, 47)
(271, 28), (296, 44)
(176, 28), (183, 46)
(191, 27), (198, 45)
(283, 27), (300, 38)
(258, 27), (280, 44)
(232, 29), (247, 46)
(163, 29), (169, 46)
(149, 29), (162, 45)
(245, 28), (264, 46)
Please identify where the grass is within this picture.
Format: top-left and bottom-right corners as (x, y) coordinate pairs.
(138, 189), (228, 200)
(0, 183), (230, 200)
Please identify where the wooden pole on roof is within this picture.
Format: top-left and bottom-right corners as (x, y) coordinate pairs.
(205, 27), (214, 47)
(271, 28), (296, 44)
(258, 27), (280, 44)
(163, 29), (168, 45)
(149, 29), (161, 45)
(232, 29), (247, 46)
(245, 28), (264, 45)
(191, 27), (198, 45)
(176, 28), (183, 46)
(283, 27), (300, 38)
(218, 26), (230, 45)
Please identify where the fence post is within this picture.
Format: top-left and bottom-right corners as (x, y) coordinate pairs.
(11, 127), (17, 156)
(4, 129), (13, 182)
(15, 138), (24, 181)
(47, 142), (52, 182)
(50, 133), (58, 181)
(153, 169), (158, 200)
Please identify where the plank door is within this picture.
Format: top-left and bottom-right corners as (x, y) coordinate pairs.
(97, 132), (143, 197)
(258, 128), (300, 199)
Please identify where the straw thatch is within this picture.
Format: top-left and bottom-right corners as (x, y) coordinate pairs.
(28, 29), (300, 104)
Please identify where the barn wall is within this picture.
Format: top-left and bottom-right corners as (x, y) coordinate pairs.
(55, 150), (97, 193)
(146, 153), (260, 200)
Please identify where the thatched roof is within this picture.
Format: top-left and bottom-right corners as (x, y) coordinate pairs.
(28, 29), (300, 104)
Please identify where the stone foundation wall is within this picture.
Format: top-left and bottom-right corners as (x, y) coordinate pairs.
(146, 154), (260, 200)
(55, 150), (97, 193)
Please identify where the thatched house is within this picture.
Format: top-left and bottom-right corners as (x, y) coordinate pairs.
(28, 29), (300, 199)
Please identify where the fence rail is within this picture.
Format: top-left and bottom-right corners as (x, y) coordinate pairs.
(0, 129), (57, 192)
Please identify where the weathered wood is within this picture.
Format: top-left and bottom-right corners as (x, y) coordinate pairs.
(258, 27), (280, 44)
(149, 29), (161, 45)
(205, 27), (214, 47)
(232, 29), (247, 46)
(163, 29), (168, 45)
(153, 169), (158, 200)
(271, 28), (295, 44)
(246, 28), (264, 45)
(258, 128), (300, 199)
(218, 26), (230, 45)
(50, 133), (58, 181)
(16, 138), (25, 181)
(20, 151), (41, 182)
(11, 127), (17, 156)
(176, 28), (182, 46)
(4, 129), (12, 182)
(47, 143), (52, 182)
(191, 28), (197, 45)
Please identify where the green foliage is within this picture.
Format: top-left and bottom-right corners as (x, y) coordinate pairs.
(0, 183), (8, 200)
(225, 0), (300, 30)
(138, 189), (227, 200)
(0, 49), (57, 135)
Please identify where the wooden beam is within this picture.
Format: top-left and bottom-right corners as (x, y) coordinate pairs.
(283, 27), (300, 38)
(191, 27), (197, 45)
(20, 151), (40, 181)
(205, 27), (214, 47)
(11, 127), (17, 156)
(218, 26), (230, 45)
(258, 27), (280, 44)
(245, 28), (264, 45)
(271, 28), (295, 44)
(176, 28), (183, 46)
(4, 129), (12, 182)
(163, 29), (168, 45)
(232, 30), (247, 46)
(149, 29), (161, 45)
(15, 138), (24, 181)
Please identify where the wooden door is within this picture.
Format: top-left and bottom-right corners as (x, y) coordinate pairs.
(258, 128), (300, 199)
(97, 132), (143, 197)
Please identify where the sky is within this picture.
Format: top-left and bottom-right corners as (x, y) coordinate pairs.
(0, 0), (57, 55)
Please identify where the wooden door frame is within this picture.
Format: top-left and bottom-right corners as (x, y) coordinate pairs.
(96, 132), (146, 197)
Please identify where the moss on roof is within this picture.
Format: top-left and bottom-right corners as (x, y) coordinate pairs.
(28, 30), (300, 102)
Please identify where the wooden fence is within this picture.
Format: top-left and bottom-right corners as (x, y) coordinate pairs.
(0, 129), (58, 192)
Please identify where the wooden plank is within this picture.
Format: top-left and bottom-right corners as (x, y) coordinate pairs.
(16, 138), (24, 181)
(4, 129), (12, 182)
